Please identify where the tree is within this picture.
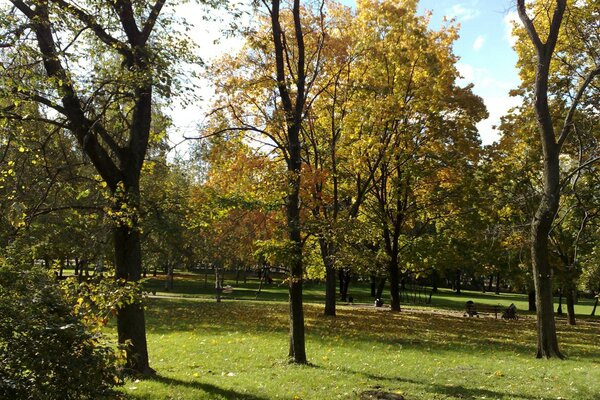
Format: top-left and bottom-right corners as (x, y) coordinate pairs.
(265, 0), (310, 364)
(351, 0), (485, 311)
(1, 0), (195, 373)
(516, 0), (600, 358)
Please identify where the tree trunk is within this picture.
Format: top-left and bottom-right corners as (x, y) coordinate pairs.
(165, 263), (174, 291)
(591, 296), (598, 316)
(455, 269), (461, 294)
(389, 256), (400, 312)
(556, 288), (563, 315)
(114, 216), (152, 374)
(488, 274), (494, 292)
(339, 268), (350, 302)
(376, 277), (386, 300)
(495, 272), (500, 294)
(528, 290), (537, 312)
(370, 275), (377, 297)
(566, 288), (576, 325)
(531, 180), (563, 358)
(518, 0), (568, 360)
(319, 239), (336, 316)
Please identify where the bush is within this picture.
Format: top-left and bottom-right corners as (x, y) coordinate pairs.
(0, 263), (121, 399)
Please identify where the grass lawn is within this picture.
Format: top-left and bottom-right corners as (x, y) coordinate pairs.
(142, 272), (598, 316)
(112, 274), (600, 399)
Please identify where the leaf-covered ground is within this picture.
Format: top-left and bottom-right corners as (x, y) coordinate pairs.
(119, 297), (600, 399)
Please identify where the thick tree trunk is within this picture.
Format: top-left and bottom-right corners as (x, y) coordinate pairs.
(114, 216), (152, 374)
(566, 288), (576, 325)
(531, 183), (563, 358)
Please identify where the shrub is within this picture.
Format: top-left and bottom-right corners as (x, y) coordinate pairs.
(0, 263), (122, 399)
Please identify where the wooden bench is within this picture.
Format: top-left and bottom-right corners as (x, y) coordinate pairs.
(464, 301), (518, 320)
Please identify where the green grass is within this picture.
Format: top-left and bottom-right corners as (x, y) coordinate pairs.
(119, 298), (600, 399)
(143, 272), (598, 316)
(111, 274), (600, 399)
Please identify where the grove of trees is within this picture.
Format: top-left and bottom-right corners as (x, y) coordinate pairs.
(0, 0), (598, 394)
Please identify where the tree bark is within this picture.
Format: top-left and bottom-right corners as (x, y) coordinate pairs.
(528, 290), (537, 312)
(389, 255), (401, 311)
(339, 268), (350, 302)
(518, 0), (567, 359)
(319, 239), (336, 316)
(113, 195), (151, 373)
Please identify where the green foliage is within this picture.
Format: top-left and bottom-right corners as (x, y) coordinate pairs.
(0, 262), (123, 399)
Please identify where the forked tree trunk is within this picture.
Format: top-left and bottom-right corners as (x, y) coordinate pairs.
(270, 0), (308, 364)
(518, 0), (568, 359)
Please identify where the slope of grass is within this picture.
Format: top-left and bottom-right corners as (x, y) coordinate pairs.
(118, 297), (600, 400)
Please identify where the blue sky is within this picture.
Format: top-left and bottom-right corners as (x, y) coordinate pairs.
(417, 0), (521, 145)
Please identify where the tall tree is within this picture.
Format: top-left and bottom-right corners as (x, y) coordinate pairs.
(266, 0), (310, 363)
(2, 0), (193, 373)
(516, 0), (599, 358)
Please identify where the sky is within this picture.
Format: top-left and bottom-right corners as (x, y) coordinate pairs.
(168, 0), (524, 152)
(415, 0), (522, 145)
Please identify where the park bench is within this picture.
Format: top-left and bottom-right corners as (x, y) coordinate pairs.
(464, 301), (518, 320)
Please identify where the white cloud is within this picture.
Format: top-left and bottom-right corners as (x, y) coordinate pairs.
(477, 95), (522, 145)
(446, 4), (481, 22)
(472, 35), (485, 51)
(456, 63), (521, 145)
(504, 10), (520, 47)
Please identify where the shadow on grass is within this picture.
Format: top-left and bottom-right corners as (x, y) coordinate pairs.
(341, 368), (560, 400)
(126, 374), (270, 400)
(143, 297), (600, 361)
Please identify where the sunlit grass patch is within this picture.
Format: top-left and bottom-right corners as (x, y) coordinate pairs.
(118, 297), (600, 399)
